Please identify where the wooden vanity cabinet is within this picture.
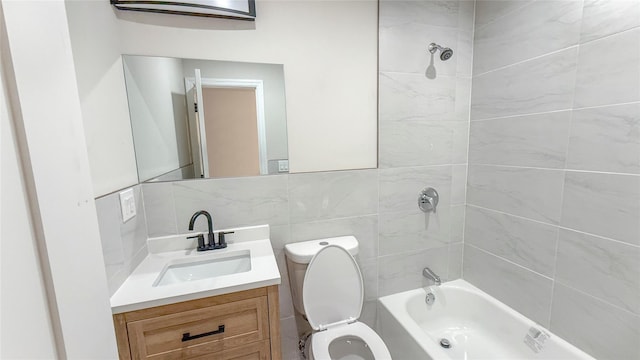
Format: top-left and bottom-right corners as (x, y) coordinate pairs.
(113, 286), (281, 360)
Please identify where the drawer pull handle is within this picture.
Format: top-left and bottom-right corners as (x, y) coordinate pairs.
(181, 325), (225, 342)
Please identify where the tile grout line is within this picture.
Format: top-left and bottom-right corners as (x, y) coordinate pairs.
(547, 44), (580, 323)
(470, 244), (640, 320)
(472, 0), (535, 34)
(547, 228), (561, 329)
(376, 243), (453, 262)
(466, 243), (554, 281)
(578, 22), (640, 47)
(469, 163), (640, 177)
(553, 279), (640, 319)
(472, 25), (640, 80)
(469, 99), (640, 123)
(379, 70), (464, 79)
(466, 203), (640, 249)
(459, 0), (477, 282)
(472, 45), (579, 78)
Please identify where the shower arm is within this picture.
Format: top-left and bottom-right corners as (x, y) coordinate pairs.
(428, 43), (443, 54)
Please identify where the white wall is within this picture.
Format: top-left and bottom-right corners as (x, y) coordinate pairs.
(2, 1), (118, 357)
(1, 11), (57, 357)
(183, 59), (287, 161)
(124, 56), (190, 181)
(67, 0), (378, 198)
(118, 1), (378, 174)
(65, 0), (138, 197)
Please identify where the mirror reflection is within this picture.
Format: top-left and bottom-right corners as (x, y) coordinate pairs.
(122, 55), (288, 183)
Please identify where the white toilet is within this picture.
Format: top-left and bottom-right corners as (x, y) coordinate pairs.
(284, 236), (391, 360)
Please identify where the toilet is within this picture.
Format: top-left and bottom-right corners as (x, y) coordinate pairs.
(284, 236), (391, 360)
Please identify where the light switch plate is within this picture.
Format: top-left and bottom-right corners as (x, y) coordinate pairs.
(119, 188), (136, 223)
(278, 160), (289, 172)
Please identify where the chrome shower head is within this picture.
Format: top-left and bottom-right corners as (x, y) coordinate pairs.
(440, 47), (453, 61)
(428, 43), (454, 61)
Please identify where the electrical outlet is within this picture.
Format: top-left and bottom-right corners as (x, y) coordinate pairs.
(119, 188), (136, 223)
(278, 160), (289, 172)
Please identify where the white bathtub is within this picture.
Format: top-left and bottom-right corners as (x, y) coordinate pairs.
(378, 279), (594, 360)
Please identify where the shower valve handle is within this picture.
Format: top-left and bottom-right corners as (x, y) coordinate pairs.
(418, 187), (439, 213)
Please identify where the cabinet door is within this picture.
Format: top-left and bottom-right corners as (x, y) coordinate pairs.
(127, 297), (269, 359)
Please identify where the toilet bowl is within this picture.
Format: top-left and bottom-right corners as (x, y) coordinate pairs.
(284, 237), (391, 360)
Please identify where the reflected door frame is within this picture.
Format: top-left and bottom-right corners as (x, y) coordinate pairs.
(184, 77), (268, 176)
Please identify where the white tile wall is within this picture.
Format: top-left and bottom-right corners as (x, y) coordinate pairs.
(580, 0), (640, 43)
(95, 185), (148, 295)
(567, 103), (640, 174)
(555, 229), (640, 315)
(471, 47), (578, 120)
(550, 284), (640, 360)
(469, 111), (572, 168)
(463, 244), (554, 326)
(473, 0), (533, 30)
(473, 0), (582, 75)
(466, 1), (640, 358)
(465, 206), (558, 277)
(467, 165), (565, 224)
(573, 28), (640, 108)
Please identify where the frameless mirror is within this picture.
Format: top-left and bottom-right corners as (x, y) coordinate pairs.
(122, 55), (288, 182)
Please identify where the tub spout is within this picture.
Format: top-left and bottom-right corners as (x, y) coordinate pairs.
(423, 267), (441, 286)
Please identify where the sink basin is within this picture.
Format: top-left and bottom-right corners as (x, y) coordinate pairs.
(153, 250), (251, 287)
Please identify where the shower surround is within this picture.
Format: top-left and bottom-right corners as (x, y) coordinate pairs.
(465, 1), (640, 359)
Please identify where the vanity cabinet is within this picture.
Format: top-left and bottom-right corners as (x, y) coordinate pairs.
(113, 286), (281, 360)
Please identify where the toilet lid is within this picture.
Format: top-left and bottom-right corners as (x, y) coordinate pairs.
(302, 244), (363, 331)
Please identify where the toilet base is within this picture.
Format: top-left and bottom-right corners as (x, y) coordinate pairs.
(298, 331), (312, 359)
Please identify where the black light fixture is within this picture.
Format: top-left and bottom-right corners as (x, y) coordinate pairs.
(111, 0), (256, 20)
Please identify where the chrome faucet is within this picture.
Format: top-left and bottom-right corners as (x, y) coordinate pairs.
(423, 267), (441, 286)
(188, 210), (217, 251)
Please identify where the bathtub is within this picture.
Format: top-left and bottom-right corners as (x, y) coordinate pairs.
(378, 279), (594, 360)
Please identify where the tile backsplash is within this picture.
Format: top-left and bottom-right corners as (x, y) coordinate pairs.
(95, 185), (148, 295)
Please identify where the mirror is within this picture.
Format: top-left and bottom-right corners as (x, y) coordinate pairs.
(122, 55), (288, 182)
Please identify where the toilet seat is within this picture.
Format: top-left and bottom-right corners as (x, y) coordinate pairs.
(311, 321), (392, 359)
(303, 244), (363, 330)
(303, 245), (391, 359)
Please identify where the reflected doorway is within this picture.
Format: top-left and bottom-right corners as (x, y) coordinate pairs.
(202, 86), (260, 178)
(186, 75), (268, 178)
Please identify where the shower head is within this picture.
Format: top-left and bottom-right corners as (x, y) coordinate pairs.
(428, 43), (454, 61)
(440, 48), (453, 61)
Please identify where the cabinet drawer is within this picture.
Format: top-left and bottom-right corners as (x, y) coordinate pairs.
(190, 340), (271, 360)
(127, 296), (269, 360)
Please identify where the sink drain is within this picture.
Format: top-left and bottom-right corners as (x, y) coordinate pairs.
(440, 338), (451, 349)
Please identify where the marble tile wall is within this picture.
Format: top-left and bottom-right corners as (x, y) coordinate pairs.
(95, 185), (149, 295)
(466, 1), (640, 359)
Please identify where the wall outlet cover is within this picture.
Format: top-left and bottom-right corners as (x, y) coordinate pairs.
(278, 160), (289, 172)
(119, 188), (136, 223)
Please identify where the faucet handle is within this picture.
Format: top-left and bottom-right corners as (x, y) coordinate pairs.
(217, 231), (234, 249)
(418, 188), (439, 213)
(187, 234), (207, 252)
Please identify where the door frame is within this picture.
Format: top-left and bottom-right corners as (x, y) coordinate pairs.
(185, 77), (268, 176)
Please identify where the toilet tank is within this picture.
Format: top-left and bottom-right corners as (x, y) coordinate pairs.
(284, 236), (359, 316)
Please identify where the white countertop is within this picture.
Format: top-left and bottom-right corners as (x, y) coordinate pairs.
(110, 225), (281, 314)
